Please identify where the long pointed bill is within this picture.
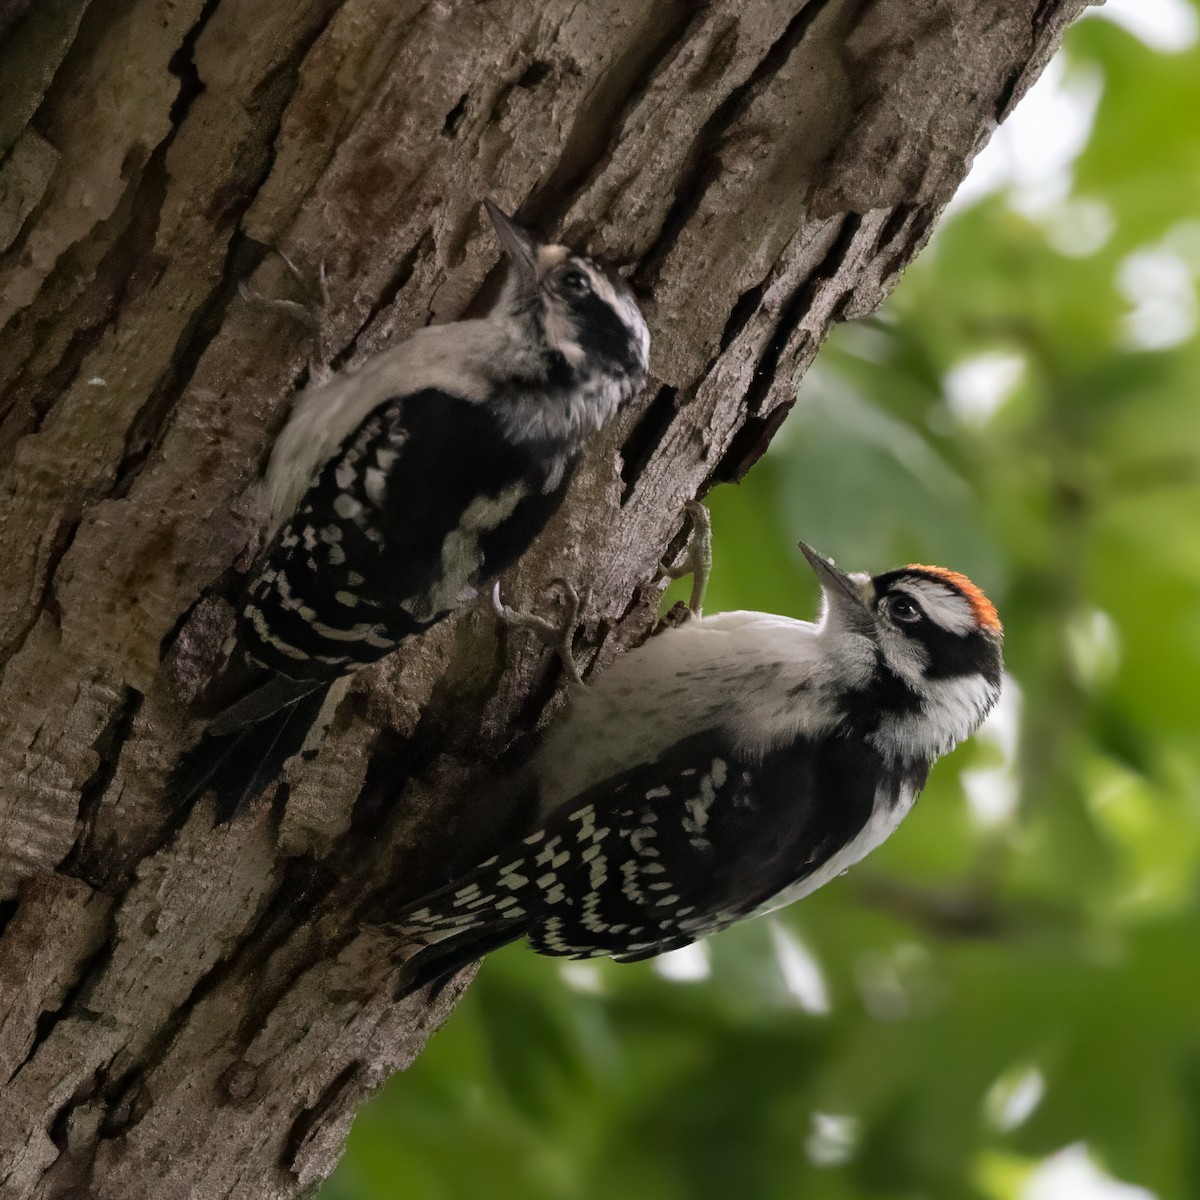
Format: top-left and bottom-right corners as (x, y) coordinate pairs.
(798, 542), (870, 613)
(484, 198), (539, 288)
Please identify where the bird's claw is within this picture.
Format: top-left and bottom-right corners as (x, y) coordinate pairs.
(492, 578), (588, 687)
(240, 250), (333, 385)
(658, 499), (712, 619)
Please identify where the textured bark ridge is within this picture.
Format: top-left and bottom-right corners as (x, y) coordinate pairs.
(0, 1), (1087, 1196)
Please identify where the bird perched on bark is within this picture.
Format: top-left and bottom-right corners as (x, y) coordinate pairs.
(387, 515), (1003, 997)
(175, 201), (650, 820)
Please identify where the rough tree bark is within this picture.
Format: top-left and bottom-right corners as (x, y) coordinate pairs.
(0, 1), (1088, 1196)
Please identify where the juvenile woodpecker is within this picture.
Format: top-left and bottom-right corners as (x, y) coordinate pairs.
(178, 202), (649, 818)
(389, 534), (1003, 995)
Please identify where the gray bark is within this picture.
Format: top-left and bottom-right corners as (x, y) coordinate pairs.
(0, 0), (1088, 1196)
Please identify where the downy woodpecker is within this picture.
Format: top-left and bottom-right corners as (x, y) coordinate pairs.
(389, 533), (1003, 995)
(178, 202), (649, 818)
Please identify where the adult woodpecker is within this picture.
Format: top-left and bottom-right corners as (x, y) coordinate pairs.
(175, 202), (649, 820)
(388, 521), (1002, 996)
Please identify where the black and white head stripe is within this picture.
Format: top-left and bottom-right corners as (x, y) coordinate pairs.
(534, 245), (650, 382)
(792, 546), (1004, 757)
(882, 575), (980, 635)
(870, 567), (1004, 688)
(839, 565), (1005, 761)
(877, 565), (1002, 634)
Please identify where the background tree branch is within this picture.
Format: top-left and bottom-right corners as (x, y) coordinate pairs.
(0, 0), (1089, 1196)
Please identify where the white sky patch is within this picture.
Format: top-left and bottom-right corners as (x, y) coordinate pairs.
(558, 961), (605, 994)
(769, 922), (831, 1014)
(984, 1064), (1046, 1132)
(805, 1112), (859, 1168)
(1022, 1144), (1158, 1200)
(1089, 0), (1198, 53)
(1117, 247), (1198, 350)
(943, 351), (1026, 427)
(963, 672), (1022, 829)
(950, 56), (1103, 218)
(651, 941), (711, 983)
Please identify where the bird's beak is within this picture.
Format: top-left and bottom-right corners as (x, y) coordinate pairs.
(798, 542), (871, 614)
(484, 199), (539, 289)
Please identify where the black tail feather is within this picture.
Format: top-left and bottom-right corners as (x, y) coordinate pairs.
(394, 925), (527, 1002)
(205, 675), (324, 736)
(168, 685), (331, 823)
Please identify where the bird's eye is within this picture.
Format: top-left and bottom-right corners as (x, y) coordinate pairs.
(888, 594), (922, 624)
(560, 269), (590, 294)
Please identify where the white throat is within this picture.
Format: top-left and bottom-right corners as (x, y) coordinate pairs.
(871, 672), (1000, 763)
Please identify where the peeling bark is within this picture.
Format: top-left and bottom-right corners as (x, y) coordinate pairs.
(0, 1), (1088, 1195)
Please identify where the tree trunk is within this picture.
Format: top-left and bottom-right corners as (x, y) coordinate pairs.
(0, 0), (1087, 1195)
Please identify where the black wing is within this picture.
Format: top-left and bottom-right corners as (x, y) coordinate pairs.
(237, 388), (573, 680)
(392, 730), (900, 989)
(173, 388), (574, 820)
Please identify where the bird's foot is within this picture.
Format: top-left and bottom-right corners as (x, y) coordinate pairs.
(240, 250), (333, 386)
(658, 499), (712, 620)
(491, 578), (588, 687)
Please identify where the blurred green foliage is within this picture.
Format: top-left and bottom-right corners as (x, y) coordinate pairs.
(323, 9), (1200, 1198)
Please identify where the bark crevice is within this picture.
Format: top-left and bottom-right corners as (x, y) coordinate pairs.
(633, 0), (841, 293)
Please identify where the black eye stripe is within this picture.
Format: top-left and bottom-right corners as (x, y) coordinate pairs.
(867, 571), (1003, 687)
(566, 289), (646, 376)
